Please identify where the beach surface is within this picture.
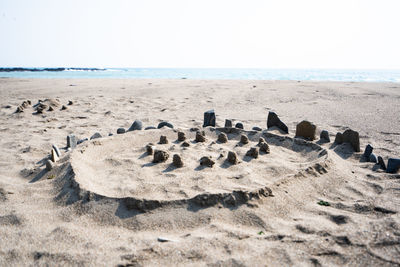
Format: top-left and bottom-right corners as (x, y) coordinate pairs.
(0, 78), (399, 266)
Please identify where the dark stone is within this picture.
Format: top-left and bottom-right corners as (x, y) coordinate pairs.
(217, 133), (228, 143)
(108, 133), (113, 136)
(68, 100), (73, 105)
(240, 134), (249, 144)
(172, 154), (183, 167)
(77, 138), (88, 145)
(146, 143), (155, 155)
(181, 141), (190, 147)
(295, 120), (316, 140)
(90, 132), (102, 140)
(159, 135), (168, 144)
(157, 121), (173, 129)
(252, 126), (262, 131)
(225, 119), (232, 128)
(259, 143), (270, 154)
(67, 135), (77, 149)
(153, 150), (169, 163)
(200, 156), (215, 167)
(387, 158), (400, 173)
(177, 132), (186, 141)
(145, 126), (157, 130)
(61, 105), (67, 110)
(48, 106), (54, 111)
(190, 127), (200, 132)
(235, 122), (244, 129)
(128, 120), (143, 131)
(267, 111), (288, 134)
(342, 129), (360, 152)
(195, 131), (206, 142)
(335, 132), (343, 144)
(320, 130), (330, 142)
(369, 153), (377, 163)
(117, 128), (126, 134)
(246, 147), (259, 158)
(363, 144), (373, 159)
(227, 151), (238, 165)
(203, 110), (216, 127)
(378, 156), (386, 170)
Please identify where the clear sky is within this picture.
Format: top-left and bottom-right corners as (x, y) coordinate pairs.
(0, 0), (399, 69)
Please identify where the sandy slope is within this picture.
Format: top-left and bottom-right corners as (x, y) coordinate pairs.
(0, 78), (399, 266)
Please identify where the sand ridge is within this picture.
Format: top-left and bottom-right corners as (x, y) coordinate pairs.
(70, 128), (327, 202)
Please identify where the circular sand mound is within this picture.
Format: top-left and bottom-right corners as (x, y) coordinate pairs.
(70, 128), (328, 205)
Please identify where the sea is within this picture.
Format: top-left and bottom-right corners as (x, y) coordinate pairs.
(1, 68), (400, 82)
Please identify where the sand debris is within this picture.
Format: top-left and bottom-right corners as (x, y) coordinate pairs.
(200, 156), (215, 167)
(159, 135), (168, 144)
(246, 147), (259, 158)
(153, 150), (169, 163)
(172, 154), (184, 167)
(217, 132), (228, 143)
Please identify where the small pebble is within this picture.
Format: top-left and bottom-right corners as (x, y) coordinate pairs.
(157, 121), (174, 129)
(225, 119), (232, 128)
(235, 122), (244, 129)
(67, 134), (77, 149)
(144, 126), (157, 130)
(61, 105), (67, 110)
(128, 120), (143, 131)
(117, 128), (126, 134)
(90, 132), (102, 140)
(378, 156), (386, 170)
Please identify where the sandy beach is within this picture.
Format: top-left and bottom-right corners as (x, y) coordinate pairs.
(0, 78), (399, 266)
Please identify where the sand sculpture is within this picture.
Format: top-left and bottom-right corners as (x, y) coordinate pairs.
(40, 109), (398, 217)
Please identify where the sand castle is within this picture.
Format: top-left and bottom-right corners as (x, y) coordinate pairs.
(43, 109), (399, 207)
(37, 109), (359, 215)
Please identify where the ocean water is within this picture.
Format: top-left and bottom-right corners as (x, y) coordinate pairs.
(1, 68), (400, 82)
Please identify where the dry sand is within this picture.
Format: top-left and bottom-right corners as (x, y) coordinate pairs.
(0, 78), (399, 266)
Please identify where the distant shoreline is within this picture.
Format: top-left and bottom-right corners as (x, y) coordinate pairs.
(0, 68), (399, 82)
(0, 67), (106, 72)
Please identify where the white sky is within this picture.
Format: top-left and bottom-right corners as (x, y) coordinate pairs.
(0, 0), (399, 68)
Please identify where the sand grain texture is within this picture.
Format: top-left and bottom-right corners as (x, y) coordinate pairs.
(0, 78), (399, 266)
